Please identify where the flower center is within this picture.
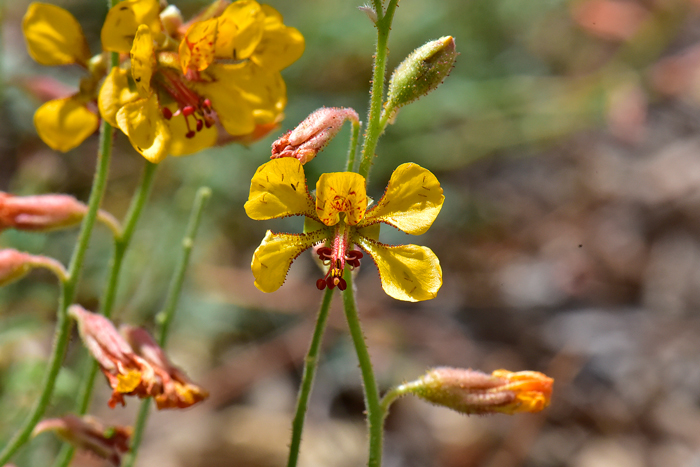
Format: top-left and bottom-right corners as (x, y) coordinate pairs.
(315, 222), (363, 291)
(155, 68), (216, 138)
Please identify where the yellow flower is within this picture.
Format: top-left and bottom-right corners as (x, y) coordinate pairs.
(98, 0), (304, 163)
(22, 3), (101, 152)
(244, 158), (444, 302)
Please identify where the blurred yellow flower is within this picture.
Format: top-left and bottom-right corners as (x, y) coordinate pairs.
(99, 0), (304, 163)
(22, 2), (101, 152)
(244, 158), (444, 302)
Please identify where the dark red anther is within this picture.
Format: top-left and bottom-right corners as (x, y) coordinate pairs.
(317, 247), (332, 262)
(316, 278), (327, 290)
(204, 120), (214, 128)
(186, 130), (196, 138)
(162, 108), (173, 120)
(202, 98), (212, 110)
(337, 278), (347, 291)
(196, 119), (203, 132)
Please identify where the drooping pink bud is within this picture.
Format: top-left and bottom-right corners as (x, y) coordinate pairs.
(69, 305), (208, 410)
(33, 414), (131, 467)
(271, 107), (360, 164)
(403, 367), (553, 415)
(0, 192), (87, 232)
(0, 248), (67, 286)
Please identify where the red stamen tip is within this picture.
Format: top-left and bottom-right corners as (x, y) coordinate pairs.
(316, 279), (327, 290)
(186, 131), (196, 138)
(182, 106), (195, 117)
(162, 108), (173, 120)
(196, 119), (203, 132)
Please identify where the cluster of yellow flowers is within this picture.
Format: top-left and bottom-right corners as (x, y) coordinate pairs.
(22, 0), (304, 162)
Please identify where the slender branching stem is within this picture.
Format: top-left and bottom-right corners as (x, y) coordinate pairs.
(54, 161), (158, 467)
(0, 119), (115, 467)
(120, 186), (211, 467)
(358, 0), (400, 180)
(286, 287), (335, 467)
(342, 270), (383, 467)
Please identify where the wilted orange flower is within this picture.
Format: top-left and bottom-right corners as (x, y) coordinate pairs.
(69, 305), (208, 409)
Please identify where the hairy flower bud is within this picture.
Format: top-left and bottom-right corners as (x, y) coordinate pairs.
(385, 36), (457, 120)
(33, 415), (131, 467)
(0, 249), (67, 286)
(0, 192), (87, 232)
(271, 107), (360, 164)
(405, 367), (553, 415)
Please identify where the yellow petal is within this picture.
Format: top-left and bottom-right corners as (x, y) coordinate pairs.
(130, 25), (155, 96)
(34, 97), (98, 152)
(179, 18), (218, 74)
(193, 80), (255, 136)
(98, 67), (140, 127)
(355, 238), (442, 302)
(116, 370), (142, 393)
(165, 104), (218, 156)
(101, 0), (161, 53)
(22, 3), (90, 66)
(251, 5), (304, 71)
(209, 63), (286, 123)
(361, 163), (444, 235)
(244, 158), (316, 220)
(316, 172), (367, 226)
(116, 95), (171, 163)
(251, 229), (327, 293)
(216, 0), (264, 60)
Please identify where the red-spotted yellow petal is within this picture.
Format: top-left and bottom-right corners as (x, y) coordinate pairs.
(355, 237), (442, 302)
(165, 104), (218, 156)
(251, 229), (327, 293)
(34, 96), (98, 152)
(22, 3), (90, 66)
(361, 163), (444, 235)
(244, 158), (316, 220)
(179, 19), (218, 74)
(116, 95), (171, 163)
(216, 0), (264, 60)
(193, 80), (255, 136)
(316, 172), (367, 226)
(98, 67), (141, 127)
(130, 25), (155, 96)
(209, 62), (286, 124)
(101, 0), (161, 53)
(251, 5), (304, 71)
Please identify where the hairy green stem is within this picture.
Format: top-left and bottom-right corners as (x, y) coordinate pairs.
(0, 120), (115, 466)
(346, 120), (362, 172)
(54, 161), (158, 467)
(358, 0), (399, 180)
(286, 287), (335, 467)
(121, 186), (211, 467)
(341, 270), (383, 467)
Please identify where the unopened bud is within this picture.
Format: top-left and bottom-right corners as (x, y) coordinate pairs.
(385, 36), (457, 120)
(0, 249), (67, 286)
(34, 414), (131, 467)
(404, 367), (552, 415)
(161, 5), (184, 38)
(0, 192), (86, 232)
(0, 192), (121, 236)
(271, 107), (360, 164)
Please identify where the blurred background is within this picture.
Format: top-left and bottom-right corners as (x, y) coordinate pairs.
(3, 0), (700, 465)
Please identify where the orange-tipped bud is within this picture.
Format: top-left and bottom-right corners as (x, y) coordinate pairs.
(33, 415), (131, 467)
(0, 192), (86, 232)
(69, 305), (208, 409)
(271, 107), (360, 164)
(406, 367), (553, 415)
(0, 248), (67, 286)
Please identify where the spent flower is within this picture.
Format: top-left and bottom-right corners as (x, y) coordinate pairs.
(33, 415), (131, 467)
(0, 249), (67, 286)
(69, 305), (208, 409)
(244, 158), (444, 301)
